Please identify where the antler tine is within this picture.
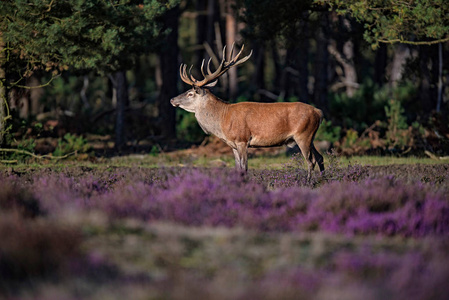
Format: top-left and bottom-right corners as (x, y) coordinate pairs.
(185, 65), (195, 83)
(226, 43), (244, 67)
(182, 64), (188, 80)
(179, 63), (184, 80)
(204, 57), (213, 77)
(204, 44), (252, 84)
(221, 45), (227, 62)
(180, 64), (194, 85)
(200, 59), (208, 78)
(188, 64), (201, 83)
(178, 43), (252, 87)
(200, 51), (226, 84)
(182, 64), (189, 80)
(233, 49), (253, 68)
(229, 42), (235, 61)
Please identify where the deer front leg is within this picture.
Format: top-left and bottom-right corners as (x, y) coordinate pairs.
(232, 143), (248, 173)
(232, 148), (240, 169)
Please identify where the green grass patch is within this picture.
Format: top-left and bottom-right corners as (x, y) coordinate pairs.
(1, 151), (446, 172)
(338, 155), (449, 166)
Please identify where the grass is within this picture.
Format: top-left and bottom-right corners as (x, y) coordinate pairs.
(219, 153), (448, 169)
(1, 151), (447, 172)
(338, 155), (449, 166)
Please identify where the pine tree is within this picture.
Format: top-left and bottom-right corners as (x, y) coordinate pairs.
(0, 0), (179, 147)
(316, 0), (449, 48)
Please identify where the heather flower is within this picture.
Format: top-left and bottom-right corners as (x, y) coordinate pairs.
(1, 166), (448, 237)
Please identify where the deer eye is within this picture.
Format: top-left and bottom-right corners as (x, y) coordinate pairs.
(187, 92), (194, 97)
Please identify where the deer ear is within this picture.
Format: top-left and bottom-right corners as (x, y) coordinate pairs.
(193, 86), (201, 94)
(204, 80), (218, 88)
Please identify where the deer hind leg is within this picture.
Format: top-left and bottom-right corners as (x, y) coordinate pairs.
(232, 142), (248, 174)
(295, 138), (315, 181)
(312, 144), (325, 172)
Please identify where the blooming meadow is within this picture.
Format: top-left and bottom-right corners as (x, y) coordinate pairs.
(1, 162), (449, 299)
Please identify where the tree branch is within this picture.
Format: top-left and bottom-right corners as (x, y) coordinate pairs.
(379, 36), (449, 46)
(13, 74), (60, 89)
(0, 148), (77, 161)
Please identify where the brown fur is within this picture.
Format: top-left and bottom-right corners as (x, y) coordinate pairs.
(171, 89), (324, 180)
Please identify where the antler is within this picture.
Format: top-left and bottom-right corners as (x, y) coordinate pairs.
(179, 43), (253, 87)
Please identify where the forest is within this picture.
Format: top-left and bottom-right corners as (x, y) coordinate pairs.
(0, 0), (448, 159)
(1, 1), (449, 299)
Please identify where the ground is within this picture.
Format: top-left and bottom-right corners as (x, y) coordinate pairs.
(1, 152), (448, 300)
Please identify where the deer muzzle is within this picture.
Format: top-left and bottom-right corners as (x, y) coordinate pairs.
(170, 98), (179, 107)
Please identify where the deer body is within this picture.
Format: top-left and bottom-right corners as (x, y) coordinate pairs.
(171, 44), (324, 180)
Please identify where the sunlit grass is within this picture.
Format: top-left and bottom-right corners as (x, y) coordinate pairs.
(161, 153), (448, 169)
(248, 154), (448, 169)
(335, 155), (449, 166)
(1, 151), (447, 171)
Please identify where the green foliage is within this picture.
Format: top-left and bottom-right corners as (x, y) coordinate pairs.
(0, 0), (182, 149)
(385, 99), (408, 131)
(0, 137), (35, 162)
(0, 0), (180, 77)
(149, 145), (160, 157)
(329, 81), (421, 153)
(53, 133), (90, 157)
(384, 99), (412, 149)
(329, 80), (416, 131)
(316, 0), (449, 47)
(316, 119), (341, 143)
(329, 80), (386, 130)
(5, 117), (43, 144)
(0, 123), (13, 147)
(176, 110), (205, 143)
(412, 121), (425, 136)
(17, 138), (36, 153)
(237, 0), (314, 41)
(0, 119), (45, 161)
(342, 129), (359, 148)
(15, 138), (36, 161)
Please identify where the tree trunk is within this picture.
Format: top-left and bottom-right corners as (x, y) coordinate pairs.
(389, 44), (410, 87)
(225, 0), (238, 100)
(0, 37), (6, 146)
(436, 43), (443, 112)
(297, 22), (310, 103)
(195, 0), (207, 67)
(328, 17), (358, 98)
(206, 0), (217, 45)
(272, 45), (282, 96)
(417, 45), (433, 113)
(158, 6), (179, 139)
(313, 13), (330, 113)
(374, 44), (387, 86)
(251, 42), (265, 95)
(341, 18), (358, 97)
(13, 76), (43, 119)
(341, 39), (357, 97)
(280, 49), (290, 101)
(0, 80), (5, 146)
(112, 71), (129, 151)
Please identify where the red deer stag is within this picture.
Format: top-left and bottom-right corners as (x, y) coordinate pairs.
(171, 44), (324, 180)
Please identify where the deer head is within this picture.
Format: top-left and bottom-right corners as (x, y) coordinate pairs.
(170, 43), (252, 112)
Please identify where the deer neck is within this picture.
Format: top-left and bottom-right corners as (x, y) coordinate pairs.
(195, 93), (228, 139)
